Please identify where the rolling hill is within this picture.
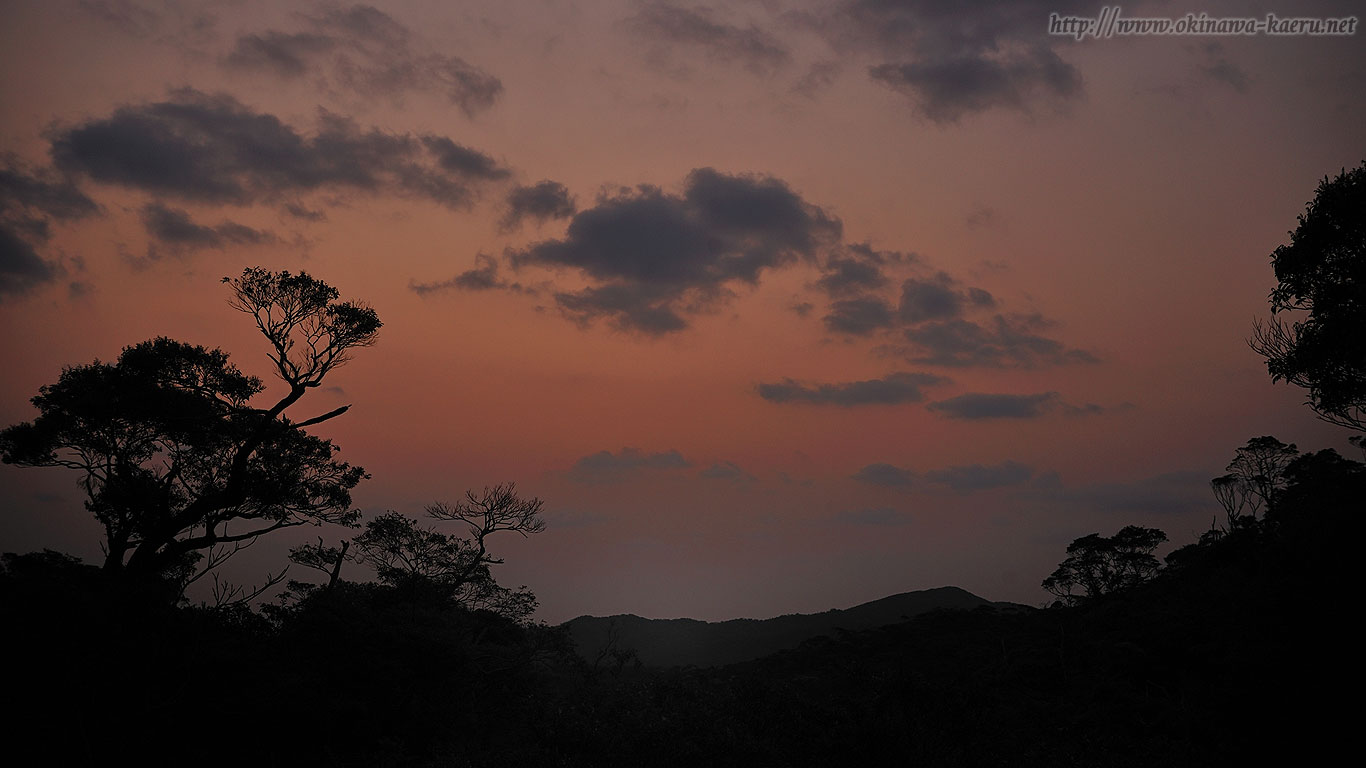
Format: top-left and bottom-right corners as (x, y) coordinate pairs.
(564, 586), (1022, 667)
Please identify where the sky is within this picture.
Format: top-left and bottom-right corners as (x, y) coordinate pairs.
(0, 0), (1361, 623)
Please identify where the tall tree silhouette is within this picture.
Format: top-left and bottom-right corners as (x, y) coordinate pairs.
(0, 268), (380, 588)
(1042, 525), (1167, 606)
(1251, 161), (1366, 432)
(1210, 436), (1299, 532)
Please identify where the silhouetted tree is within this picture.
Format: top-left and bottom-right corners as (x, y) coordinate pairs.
(1210, 436), (1299, 532)
(1250, 161), (1366, 432)
(588, 617), (641, 679)
(286, 537), (350, 590)
(0, 268), (380, 591)
(1268, 448), (1366, 531)
(343, 483), (546, 622)
(1042, 525), (1167, 606)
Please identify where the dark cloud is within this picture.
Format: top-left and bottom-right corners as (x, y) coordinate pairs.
(845, 242), (917, 266)
(0, 215), (50, 243)
(924, 460), (1035, 491)
(514, 168), (837, 283)
(569, 447), (692, 483)
(838, 506), (912, 525)
(51, 89), (508, 209)
(410, 253), (531, 296)
(823, 295), (896, 335)
(852, 463), (914, 487)
(814, 267), (1001, 336)
(810, 243), (916, 313)
(282, 202), (327, 222)
(627, 3), (790, 74)
(815, 254), (889, 296)
(869, 47), (1081, 123)
(315, 4), (410, 47)
(556, 283), (688, 334)
(824, 0), (1090, 122)
(510, 167), (841, 334)
(0, 225), (56, 298)
(500, 180), (577, 232)
(0, 160), (100, 223)
(1061, 401), (1107, 416)
(0, 159), (98, 299)
(140, 203), (276, 254)
(928, 391), (1079, 420)
(699, 461), (757, 482)
(422, 137), (510, 181)
(447, 253), (504, 291)
(897, 272), (968, 323)
(226, 31), (335, 77)
(224, 4), (502, 115)
(789, 223), (1087, 368)
(901, 313), (1098, 368)
(898, 320), (997, 365)
(967, 287), (996, 307)
(758, 371), (947, 406)
(520, 187), (708, 282)
(816, 268), (1020, 353)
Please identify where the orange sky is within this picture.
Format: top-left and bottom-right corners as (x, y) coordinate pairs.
(1, 0), (1361, 621)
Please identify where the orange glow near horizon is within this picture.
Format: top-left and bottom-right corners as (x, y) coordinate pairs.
(1, 0), (1361, 622)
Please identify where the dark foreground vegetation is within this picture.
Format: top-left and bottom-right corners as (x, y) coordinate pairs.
(4, 451), (1361, 766)
(3, 164), (1362, 765)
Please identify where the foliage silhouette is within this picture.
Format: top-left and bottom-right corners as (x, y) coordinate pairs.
(1209, 435), (1298, 533)
(1251, 161), (1366, 431)
(286, 483), (546, 622)
(1268, 447), (1366, 532)
(0, 268), (379, 591)
(1041, 525), (1167, 606)
(2, 547), (572, 767)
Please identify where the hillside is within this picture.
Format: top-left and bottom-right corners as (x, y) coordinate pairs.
(5, 445), (1359, 767)
(563, 585), (1014, 667)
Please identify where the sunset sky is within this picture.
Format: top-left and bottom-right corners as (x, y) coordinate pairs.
(1, 0), (1361, 623)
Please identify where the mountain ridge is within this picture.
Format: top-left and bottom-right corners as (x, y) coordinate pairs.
(564, 585), (1028, 668)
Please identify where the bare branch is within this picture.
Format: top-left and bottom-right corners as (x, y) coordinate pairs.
(209, 568), (289, 609)
(289, 405), (351, 430)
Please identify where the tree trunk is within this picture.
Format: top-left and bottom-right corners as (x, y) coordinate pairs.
(326, 541), (349, 589)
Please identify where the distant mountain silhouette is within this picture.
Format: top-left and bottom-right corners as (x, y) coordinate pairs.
(565, 586), (1022, 667)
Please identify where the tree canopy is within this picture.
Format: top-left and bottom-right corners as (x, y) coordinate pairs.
(1251, 161), (1366, 432)
(1210, 435), (1299, 532)
(285, 483), (546, 622)
(1042, 525), (1167, 606)
(0, 268), (380, 590)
